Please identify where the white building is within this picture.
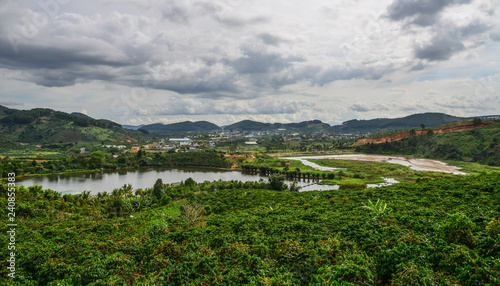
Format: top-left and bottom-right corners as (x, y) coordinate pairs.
(168, 138), (192, 146)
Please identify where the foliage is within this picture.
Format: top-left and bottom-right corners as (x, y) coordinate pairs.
(1, 172), (500, 285)
(268, 174), (287, 191)
(362, 198), (393, 219)
(0, 150), (232, 178)
(438, 213), (476, 247)
(0, 106), (152, 144)
(486, 217), (500, 238)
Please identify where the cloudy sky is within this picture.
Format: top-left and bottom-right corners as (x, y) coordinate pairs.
(0, 0), (499, 126)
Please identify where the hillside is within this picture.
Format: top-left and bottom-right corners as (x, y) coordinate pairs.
(225, 119), (330, 131)
(139, 121), (220, 133)
(355, 120), (500, 166)
(355, 120), (489, 145)
(334, 112), (469, 133)
(131, 113), (484, 135)
(0, 106), (152, 145)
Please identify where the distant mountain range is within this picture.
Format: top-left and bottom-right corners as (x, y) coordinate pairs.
(1, 105), (496, 144)
(130, 112), (494, 134)
(138, 121), (219, 133)
(333, 113), (471, 133)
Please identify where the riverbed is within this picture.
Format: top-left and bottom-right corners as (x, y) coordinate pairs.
(280, 154), (465, 174)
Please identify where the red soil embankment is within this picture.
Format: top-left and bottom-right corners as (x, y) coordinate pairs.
(355, 123), (488, 145)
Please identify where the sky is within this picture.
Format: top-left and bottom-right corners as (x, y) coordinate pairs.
(0, 0), (499, 126)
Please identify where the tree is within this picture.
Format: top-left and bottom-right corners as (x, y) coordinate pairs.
(153, 178), (164, 201)
(268, 174), (287, 191)
(472, 117), (482, 128)
(409, 129), (417, 136)
(184, 177), (196, 187)
(420, 123), (425, 130)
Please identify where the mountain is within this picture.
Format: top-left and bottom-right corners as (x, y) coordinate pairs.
(122, 124), (145, 130)
(224, 120), (271, 131)
(333, 113), (469, 133)
(225, 119), (330, 131)
(0, 106), (152, 144)
(139, 121), (220, 133)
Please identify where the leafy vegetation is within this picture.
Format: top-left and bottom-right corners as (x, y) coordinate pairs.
(1, 172), (500, 285)
(0, 151), (231, 178)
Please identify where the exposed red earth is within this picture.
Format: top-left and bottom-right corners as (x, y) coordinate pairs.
(355, 123), (488, 146)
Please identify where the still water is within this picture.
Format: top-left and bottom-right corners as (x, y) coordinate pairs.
(16, 167), (344, 195)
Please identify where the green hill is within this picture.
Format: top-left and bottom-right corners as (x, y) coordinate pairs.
(355, 120), (500, 166)
(335, 112), (468, 133)
(139, 121), (220, 133)
(0, 106), (152, 145)
(225, 119), (330, 131)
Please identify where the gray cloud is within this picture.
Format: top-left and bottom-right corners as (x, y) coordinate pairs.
(258, 33), (287, 46)
(160, 2), (190, 25)
(413, 21), (491, 61)
(386, 0), (494, 63)
(410, 62), (426, 71)
(387, 0), (473, 27)
(0, 99), (24, 106)
(350, 103), (371, 112)
(349, 103), (390, 112)
(215, 15), (268, 28)
(414, 33), (465, 61)
(0, 0), (498, 123)
(491, 29), (500, 41)
(152, 97), (315, 116)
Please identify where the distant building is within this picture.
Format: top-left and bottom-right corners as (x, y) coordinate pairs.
(168, 138), (192, 146)
(103, 145), (126, 149)
(245, 139), (258, 145)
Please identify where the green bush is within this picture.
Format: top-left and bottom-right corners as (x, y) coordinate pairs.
(390, 262), (436, 286)
(340, 183), (367, 189)
(144, 219), (169, 237)
(486, 218), (500, 238)
(438, 213), (476, 246)
(160, 194), (172, 206)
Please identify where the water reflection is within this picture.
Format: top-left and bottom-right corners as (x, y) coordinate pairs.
(16, 166), (398, 195)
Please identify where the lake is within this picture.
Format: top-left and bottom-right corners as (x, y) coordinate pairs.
(15, 166), (337, 195)
(18, 153), (448, 195)
(15, 165), (398, 195)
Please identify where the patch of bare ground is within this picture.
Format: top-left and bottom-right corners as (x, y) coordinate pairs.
(355, 123), (488, 145)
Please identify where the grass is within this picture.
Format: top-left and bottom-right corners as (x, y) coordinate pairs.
(310, 158), (459, 183)
(445, 160), (500, 174)
(0, 149), (65, 159)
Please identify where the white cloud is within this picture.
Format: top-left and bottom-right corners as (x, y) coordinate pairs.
(0, 0), (498, 125)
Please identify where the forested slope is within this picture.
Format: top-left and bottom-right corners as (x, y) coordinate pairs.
(0, 106), (151, 145)
(355, 121), (500, 166)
